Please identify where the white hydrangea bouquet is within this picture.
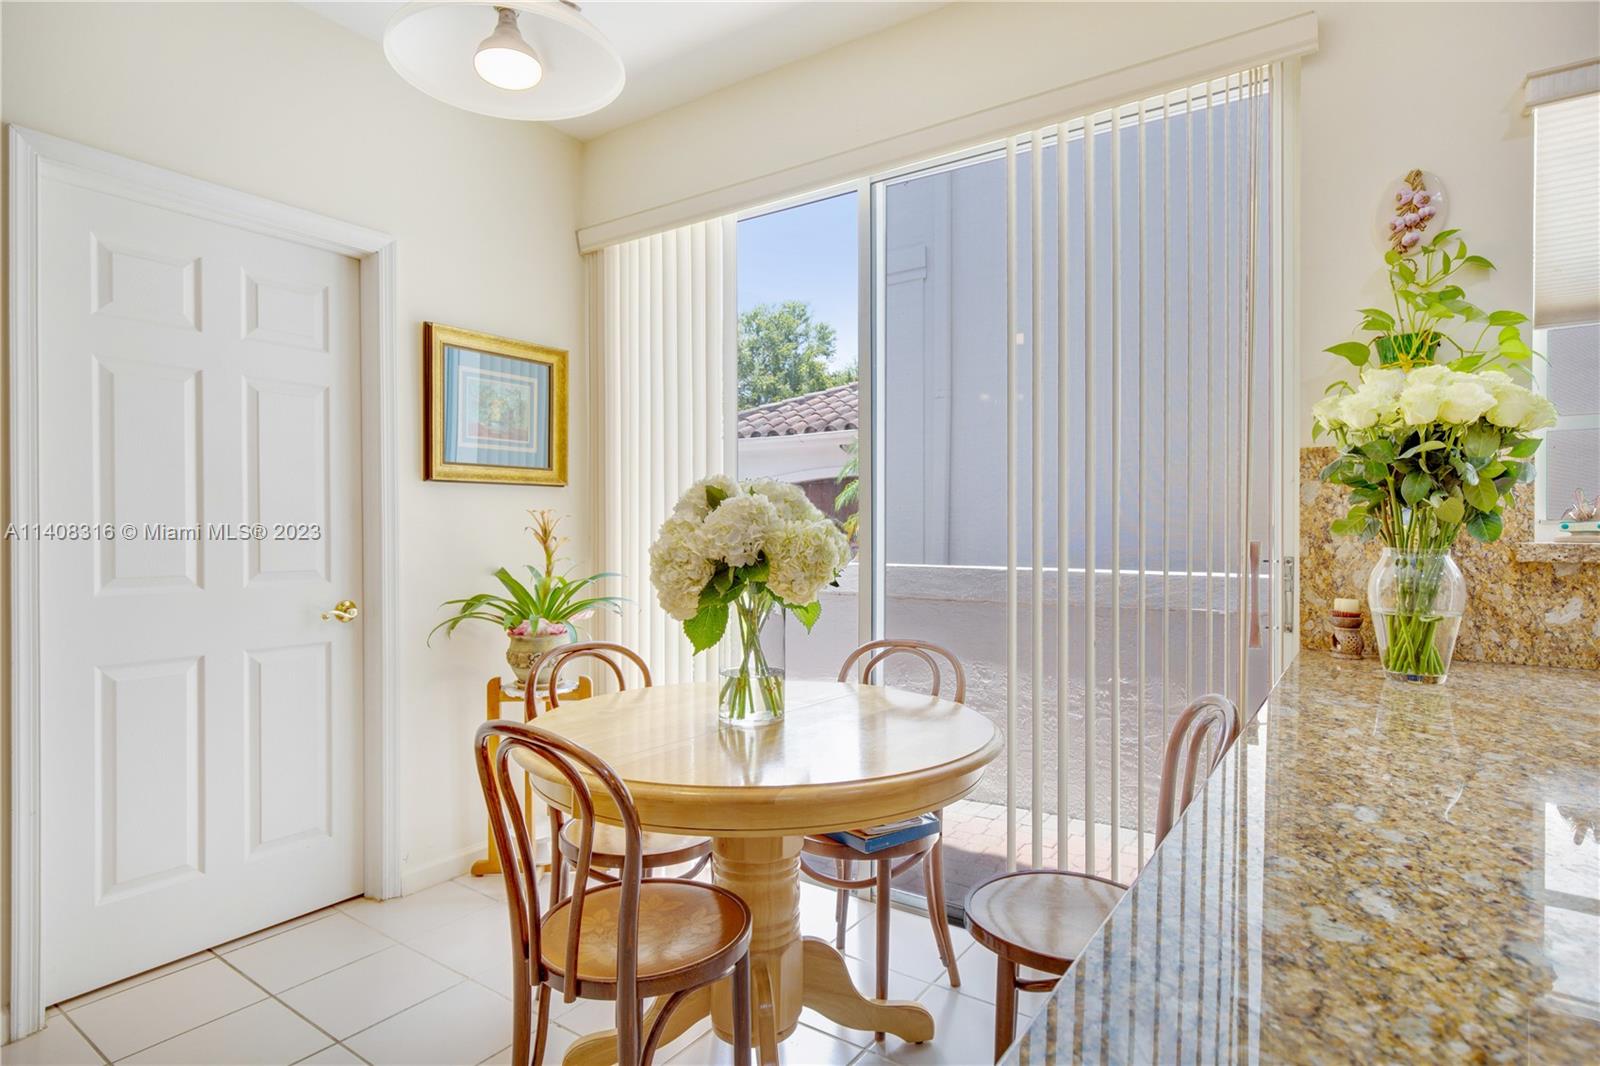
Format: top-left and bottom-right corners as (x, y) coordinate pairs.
(650, 476), (850, 722)
(1314, 225), (1555, 682)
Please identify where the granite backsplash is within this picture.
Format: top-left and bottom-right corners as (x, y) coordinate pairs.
(1299, 447), (1599, 671)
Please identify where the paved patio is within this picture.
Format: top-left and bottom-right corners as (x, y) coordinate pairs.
(883, 800), (1157, 918)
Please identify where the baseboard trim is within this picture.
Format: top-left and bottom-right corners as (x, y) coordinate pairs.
(399, 844), (484, 897)
(398, 837), (552, 898)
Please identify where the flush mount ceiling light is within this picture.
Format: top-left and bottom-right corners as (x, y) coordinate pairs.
(384, 1), (625, 121)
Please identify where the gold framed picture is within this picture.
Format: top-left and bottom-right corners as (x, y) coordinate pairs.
(423, 322), (568, 486)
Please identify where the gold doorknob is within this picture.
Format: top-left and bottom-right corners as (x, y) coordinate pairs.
(321, 599), (359, 623)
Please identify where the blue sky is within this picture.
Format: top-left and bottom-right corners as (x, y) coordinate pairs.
(737, 190), (859, 371)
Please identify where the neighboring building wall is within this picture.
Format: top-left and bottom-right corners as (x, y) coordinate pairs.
(737, 429), (854, 483)
(881, 127), (1269, 572)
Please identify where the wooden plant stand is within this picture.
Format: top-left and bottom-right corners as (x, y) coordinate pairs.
(470, 674), (593, 878)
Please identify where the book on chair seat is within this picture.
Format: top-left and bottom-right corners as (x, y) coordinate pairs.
(827, 813), (941, 853)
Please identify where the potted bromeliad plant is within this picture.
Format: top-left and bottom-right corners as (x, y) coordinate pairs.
(650, 476), (851, 725)
(430, 510), (625, 687)
(1314, 225), (1556, 684)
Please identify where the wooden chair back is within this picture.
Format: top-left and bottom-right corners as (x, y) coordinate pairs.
(1153, 694), (1241, 847)
(838, 639), (966, 703)
(525, 641), (653, 719)
(474, 719), (647, 1063)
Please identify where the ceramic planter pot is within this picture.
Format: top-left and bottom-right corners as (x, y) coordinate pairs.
(506, 626), (572, 689)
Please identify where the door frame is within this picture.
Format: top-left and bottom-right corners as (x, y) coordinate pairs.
(7, 125), (403, 1041)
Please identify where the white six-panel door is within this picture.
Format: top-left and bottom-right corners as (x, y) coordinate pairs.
(38, 175), (365, 1002)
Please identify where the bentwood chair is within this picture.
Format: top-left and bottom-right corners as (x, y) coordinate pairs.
(476, 720), (753, 1066)
(964, 694), (1240, 1061)
(527, 642), (712, 903)
(799, 639), (966, 1037)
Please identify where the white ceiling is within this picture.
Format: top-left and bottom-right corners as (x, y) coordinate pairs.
(301, 1), (945, 140)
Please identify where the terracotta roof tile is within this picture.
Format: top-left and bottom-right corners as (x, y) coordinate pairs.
(736, 384), (858, 438)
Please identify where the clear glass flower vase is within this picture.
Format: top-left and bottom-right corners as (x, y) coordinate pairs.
(719, 591), (785, 727)
(1367, 547), (1467, 684)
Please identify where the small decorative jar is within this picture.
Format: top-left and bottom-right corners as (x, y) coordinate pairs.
(1329, 596), (1365, 660)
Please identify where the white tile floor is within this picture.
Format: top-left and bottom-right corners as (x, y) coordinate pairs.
(3, 877), (1044, 1066)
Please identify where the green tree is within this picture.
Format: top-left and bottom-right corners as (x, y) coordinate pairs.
(738, 301), (856, 408)
(834, 439), (860, 540)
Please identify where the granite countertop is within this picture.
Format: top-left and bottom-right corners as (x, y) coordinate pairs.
(1005, 652), (1600, 1065)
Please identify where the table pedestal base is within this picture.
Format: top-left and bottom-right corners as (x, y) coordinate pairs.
(562, 835), (934, 1065)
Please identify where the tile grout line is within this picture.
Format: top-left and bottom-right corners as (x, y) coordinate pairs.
(57, 951), (286, 1062)
(55, 904), (344, 1017)
(331, 979), (468, 1052)
(211, 948), (357, 1060)
(212, 905), (351, 957)
(91, 976), (270, 1063)
(334, 900), (498, 944)
(55, 952), (214, 1015)
(55, 1005), (114, 1065)
(255, 937), (403, 1000)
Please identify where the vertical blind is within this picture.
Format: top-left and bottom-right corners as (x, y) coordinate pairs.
(588, 218), (738, 683)
(996, 65), (1274, 881)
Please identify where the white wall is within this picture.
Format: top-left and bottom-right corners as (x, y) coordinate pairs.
(1297, 2), (1597, 439)
(580, 2), (1599, 444)
(2, 0), (588, 1016)
(577, 1), (1304, 234)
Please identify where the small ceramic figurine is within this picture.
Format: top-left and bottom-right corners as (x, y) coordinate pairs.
(1330, 596), (1365, 659)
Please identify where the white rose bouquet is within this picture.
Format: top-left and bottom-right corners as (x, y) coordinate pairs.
(650, 476), (851, 720)
(1315, 225), (1555, 680)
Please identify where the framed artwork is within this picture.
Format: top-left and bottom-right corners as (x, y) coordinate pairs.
(423, 322), (568, 486)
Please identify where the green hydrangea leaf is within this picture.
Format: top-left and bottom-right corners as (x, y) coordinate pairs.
(683, 601), (729, 653)
(788, 601), (822, 632)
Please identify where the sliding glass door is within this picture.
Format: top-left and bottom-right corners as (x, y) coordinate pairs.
(734, 190), (862, 679)
(732, 65), (1289, 917)
(873, 69), (1282, 907)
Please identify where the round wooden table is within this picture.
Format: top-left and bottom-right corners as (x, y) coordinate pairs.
(517, 679), (1000, 1065)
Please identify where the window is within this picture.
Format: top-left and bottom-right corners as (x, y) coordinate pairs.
(1530, 63), (1600, 533)
(1535, 323), (1600, 526)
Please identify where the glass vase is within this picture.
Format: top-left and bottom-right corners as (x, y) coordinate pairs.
(1367, 548), (1467, 684)
(719, 589), (785, 726)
